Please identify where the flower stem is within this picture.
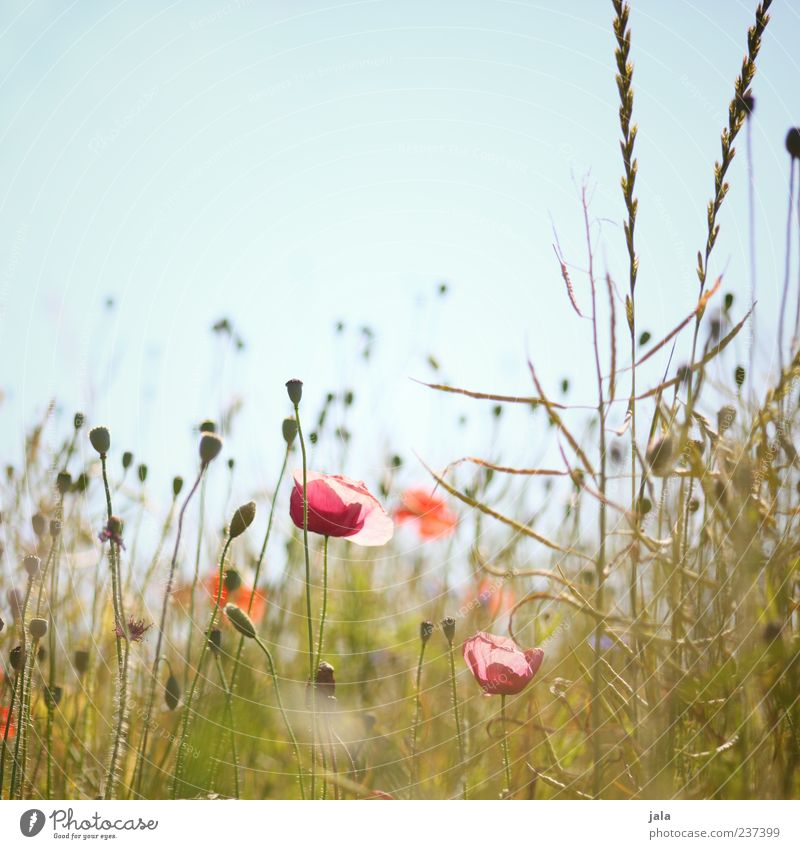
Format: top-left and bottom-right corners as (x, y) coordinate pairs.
(211, 652), (240, 799)
(316, 536), (330, 666)
(500, 695), (512, 798)
(132, 466), (205, 798)
(254, 636), (306, 799)
(410, 637), (428, 796)
(446, 639), (467, 800)
(293, 401), (317, 798)
(171, 535), (232, 798)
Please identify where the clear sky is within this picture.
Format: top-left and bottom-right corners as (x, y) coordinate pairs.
(1, 0), (799, 510)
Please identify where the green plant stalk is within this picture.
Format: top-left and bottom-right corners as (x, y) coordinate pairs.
(210, 444), (290, 794)
(294, 401), (317, 799)
(8, 574), (35, 800)
(184, 476), (208, 691)
(10, 635), (39, 799)
(0, 671), (21, 797)
(45, 498), (63, 800)
(171, 535), (232, 798)
(211, 652), (240, 799)
(500, 695), (512, 798)
(132, 466), (205, 798)
(254, 636), (306, 800)
(316, 536), (330, 666)
(410, 637), (428, 796)
(446, 639), (468, 800)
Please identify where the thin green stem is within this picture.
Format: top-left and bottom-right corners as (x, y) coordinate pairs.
(446, 640), (467, 800)
(500, 695), (512, 798)
(211, 652), (240, 799)
(316, 537), (330, 667)
(410, 638), (428, 796)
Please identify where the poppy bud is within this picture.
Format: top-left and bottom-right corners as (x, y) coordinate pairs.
(10, 645), (24, 671)
(229, 501), (256, 539)
(646, 434), (675, 476)
(224, 604), (256, 639)
(122, 451), (134, 470)
(208, 628), (222, 653)
(74, 473), (89, 493)
(45, 685), (63, 710)
(165, 674), (181, 710)
(74, 649), (90, 675)
(734, 365), (746, 387)
(441, 617), (456, 644)
(786, 128), (800, 160)
(24, 555), (41, 579)
(50, 519), (61, 537)
(56, 471), (72, 495)
(107, 515), (124, 537)
(199, 432), (223, 466)
(172, 476), (184, 498)
(315, 661), (336, 700)
(420, 620), (434, 644)
(285, 379), (303, 406)
(137, 464), (148, 483)
(73, 412), (85, 430)
(199, 419), (216, 433)
(29, 618), (48, 640)
(227, 458), (235, 471)
(282, 417), (298, 445)
(224, 569), (242, 593)
(31, 513), (47, 537)
(89, 426), (111, 456)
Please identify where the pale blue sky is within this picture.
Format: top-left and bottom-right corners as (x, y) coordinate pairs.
(1, 0), (798, 510)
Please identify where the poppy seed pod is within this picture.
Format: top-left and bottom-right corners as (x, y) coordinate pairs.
(107, 515), (124, 537)
(172, 476), (184, 498)
(31, 513), (47, 537)
(208, 628), (222, 653)
(224, 569), (242, 593)
(89, 426), (111, 456)
(786, 128), (800, 160)
(45, 685), (63, 709)
(29, 618), (48, 640)
(122, 451), (133, 470)
(285, 379), (303, 406)
(10, 645), (24, 671)
(229, 501), (256, 539)
(23, 554), (41, 579)
(420, 620), (434, 644)
(74, 650), (90, 675)
(165, 674), (181, 711)
(56, 471), (72, 495)
(441, 617), (456, 644)
(199, 419), (216, 434)
(315, 662), (336, 700)
(282, 417), (298, 445)
(199, 432), (223, 466)
(137, 464), (148, 483)
(73, 412), (85, 430)
(735, 365), (746, 387)
(225, 604), (256, 640)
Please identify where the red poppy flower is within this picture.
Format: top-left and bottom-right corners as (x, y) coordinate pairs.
(395, 488), (457, 540)
(463, 631), (544, 696)
(289, 471), (393, 545)
(1, 706), (15, 740)
(205, 574), (267, 623)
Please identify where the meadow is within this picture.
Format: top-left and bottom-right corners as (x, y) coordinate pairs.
(2, 0), (800, 801)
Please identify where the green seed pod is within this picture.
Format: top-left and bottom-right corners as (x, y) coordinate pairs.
(225, 604), (256, 640)
(10, 645), (24, 671)
(31, 513), (47, 537)
(285, 379), (303, 406)
(734, 365), (746, 387)
(23, 555), (41, 579)
(89, 426), (111, 456)
(786, 127), (800, 160)
(199, 432), (223, 466)
(73, 412), (85, 430)
(122, 451), (134, 470)
(224, 569), (242, 593)
(74, 649), (90, 675)
(29, 618), (48, 640)
(172, 476), (184, 498)
(282, 417), (298, 445)
(56, 471), (72, 495)
(229, 501), (256, 539)
(73, 472), (89, 493)
(208, 629), (222, 653)
(165, 674), (181, 711)
(199, 419), (216, 433)
(441, 617), (456, 644)
(420, 621), (434, 644)
(137, 464), (148, 483)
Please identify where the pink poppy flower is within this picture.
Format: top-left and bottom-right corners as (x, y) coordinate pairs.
(463, 631), (544, 696)
(290, 471), (393, 546)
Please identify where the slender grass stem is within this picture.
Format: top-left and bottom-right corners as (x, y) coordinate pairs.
(316, 536), (330, 667)
(211, 652), (240, 799)
(410, 633), (429, 796)
(445, 635), (467, 800)
(500, 695), (512, 798)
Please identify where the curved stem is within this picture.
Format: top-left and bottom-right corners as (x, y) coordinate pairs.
(171, 535), (232, 798)
(254, 637), (306, 799)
